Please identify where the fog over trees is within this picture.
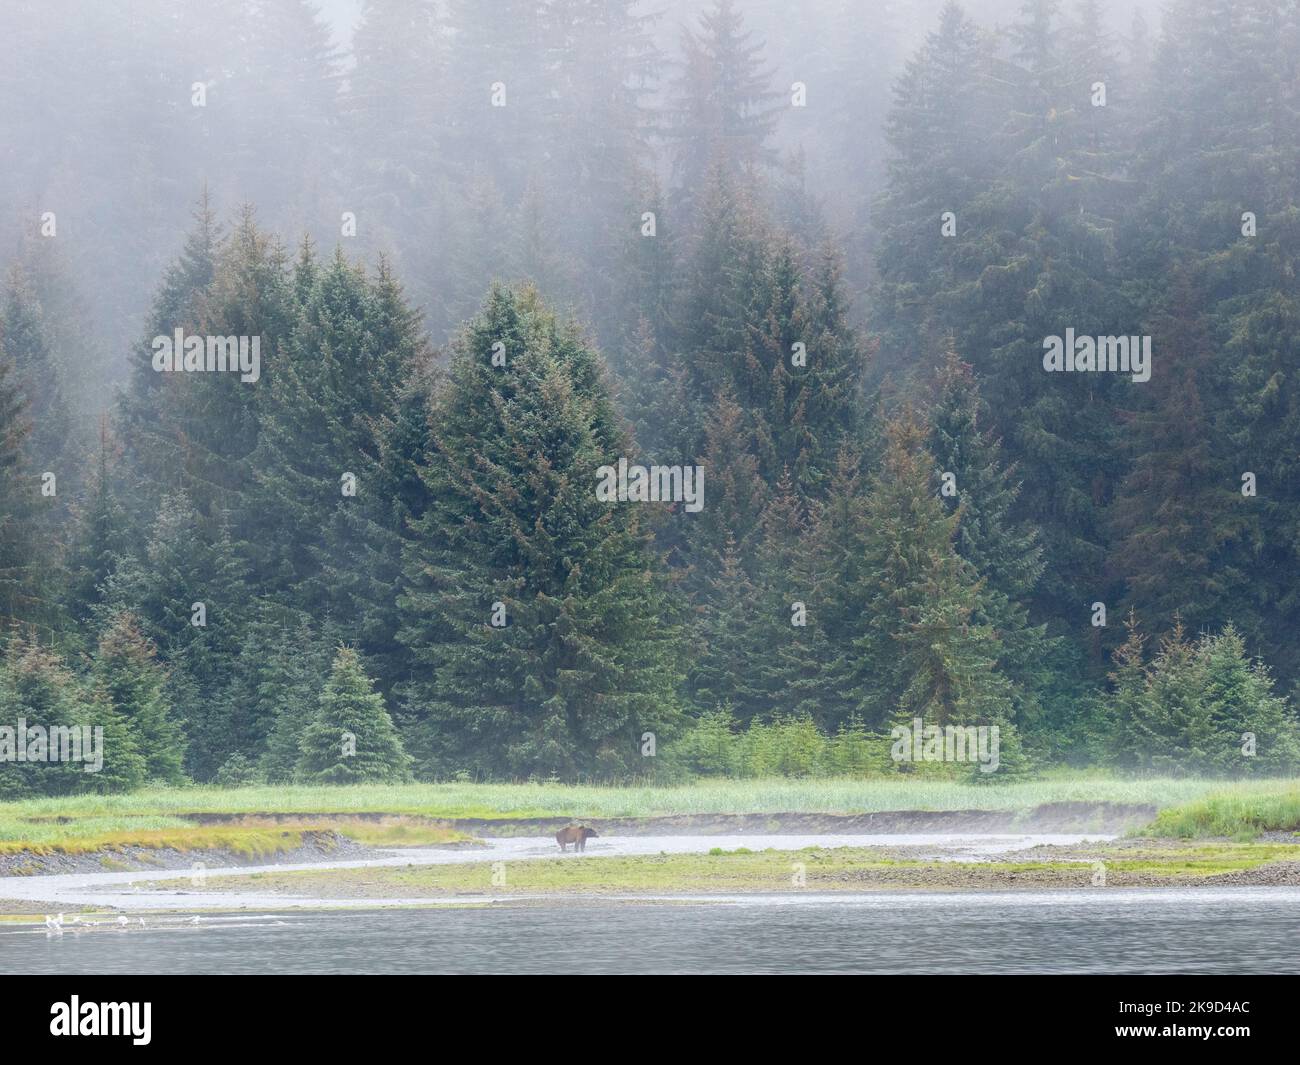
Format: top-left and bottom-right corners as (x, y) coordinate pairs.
(2, 0), (1298, 790)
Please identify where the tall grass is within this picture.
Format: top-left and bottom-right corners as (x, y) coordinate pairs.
(1147, 786), (1300, 838)
(4, 773), (1296, 832)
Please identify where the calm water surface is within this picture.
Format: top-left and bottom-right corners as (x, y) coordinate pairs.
(4, 888), (1297, 974)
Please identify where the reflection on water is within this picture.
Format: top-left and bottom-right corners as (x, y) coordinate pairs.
(4, 888), (1298, 974)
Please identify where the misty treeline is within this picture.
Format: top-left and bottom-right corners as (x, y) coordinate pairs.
(1, 0), (1299, 793)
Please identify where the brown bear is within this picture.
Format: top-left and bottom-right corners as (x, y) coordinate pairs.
(556, 825), (599, 852)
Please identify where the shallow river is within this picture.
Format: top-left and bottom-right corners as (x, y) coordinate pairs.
(4, 833), (1296, 973)
(4, 888), (1299, 974)
(2, 833), (1108, 910)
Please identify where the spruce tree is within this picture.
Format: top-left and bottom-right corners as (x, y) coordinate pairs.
(117, 189), (222, 507)
(685, 390), (767, 580)
(608, 168), (678, 369)
(175, 206), (292, 528)
(397, 285), (683, 778)
(64, 421), (129, 626)
(0, 640), (143, 797)
(92, 611), (186, 784)
(100, 491), (248, 781)
(927, 350), (1053, 729)
(969, 0), (1129, 631)
(83, 682), (149, 795)
(685, 535), (768, 720)
(1131, 618), (1214, 772)
(794, 445), (878, 731)
(543, 0), (660, 328)
(1110, 615), (1300, 775)
(671, 165), (769, 438)
(255, 611), (334, 784)
(315, 262), (436, 699)
(249, 246), (391, 602)
(345, 0), (451, 330)
(670, 171), (868, 507)
(1105, 610), (1149, 767)
(299, 646), (411, 784)
(1199, 625), (1300, 774)
(875, 0), (1131, 642)
(750, 469), (823, 723)
(443, 0), (549, 208)
(1126, 0), (1300, 687)
(870, 1), (1006, 381)
(859, 411), (1016, 728)
(1109, 276), (1248, 638)
(0, 343), (35, 632)
(0, 264), (72, 482)
(667, 0), (781, 201)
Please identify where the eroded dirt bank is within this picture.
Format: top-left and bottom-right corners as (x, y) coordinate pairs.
(0, 830), (376, 878)
(183, 801), (1157, 837)
(0, 803), (1154, 879)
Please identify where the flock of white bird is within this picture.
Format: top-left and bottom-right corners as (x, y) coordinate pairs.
(42, 912), (202, 935)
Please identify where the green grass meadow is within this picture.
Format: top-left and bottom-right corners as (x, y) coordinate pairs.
(3, 773), (1299, 851)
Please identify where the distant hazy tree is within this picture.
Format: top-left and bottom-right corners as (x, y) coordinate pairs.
(0, 264), (71, 480)
(667, 0), (780, 200)
(63, 422), (129, 626)
(345, 0), (451, 328)
(0, 342), (35, 632)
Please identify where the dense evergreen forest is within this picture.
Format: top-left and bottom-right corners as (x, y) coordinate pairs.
(1, 0), (1298, 792)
